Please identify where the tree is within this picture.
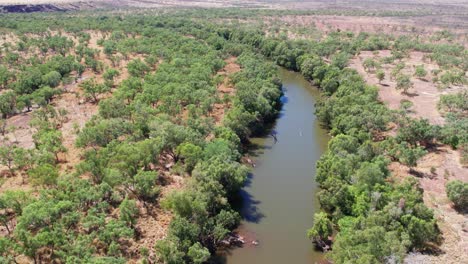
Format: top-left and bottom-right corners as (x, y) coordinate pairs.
(14, 67), (42, 94)
(446, 180), (468, 211)
(127, 59), (150, 78)
(155, 240), (185, 264)
(0, 91), (16, 119)
(103, 68), (120, 87)
(27, 164), (59, 186)
(119, 198), (139, 227)
(363, 58), (378, 72)
(176, 143), (203, 173)
(33, 129), (66, 163)
(0, 66), (11, 89)
(396, 74), (413, 94)
(414, 65), (427, 80)
(134, 171), (160, 202)
(16, 94), (33, 112)
(41, 71), (62, 88)
(187, 243), (210, 264)
(396, 144), (427, 169)
(0, 190), (32, 234)
(31, 86), (58, 107)
(307, 212), (332, 250)
(0, 146), (15, 174)
(376, 69), (385, 84)
(397, 118), (438, 147)
(223, 106), (255, 141)
(80, 78), (110, 103)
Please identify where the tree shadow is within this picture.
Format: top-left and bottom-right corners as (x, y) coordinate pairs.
(208, 254), (227, 264)
(231, 173), (264, 224)
(409, 168), (435, 179)
(403, 91), (419, 97)
(244, 141), (273, 158)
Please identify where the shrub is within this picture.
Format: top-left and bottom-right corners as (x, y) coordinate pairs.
(446, 180), (468, 211)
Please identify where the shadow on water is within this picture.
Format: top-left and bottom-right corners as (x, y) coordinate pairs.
(231, 174), (264, 224)
(231, 86), (292, 227)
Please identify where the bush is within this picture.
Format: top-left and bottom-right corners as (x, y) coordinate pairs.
(446, 180), (468, 211)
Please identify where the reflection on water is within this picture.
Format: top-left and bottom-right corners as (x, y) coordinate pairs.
(220, 69), (329, 264)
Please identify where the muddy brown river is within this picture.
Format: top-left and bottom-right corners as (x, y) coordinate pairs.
(218, 69), (329, 264)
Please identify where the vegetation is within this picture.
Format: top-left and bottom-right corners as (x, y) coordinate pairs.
(0, 7), (465, 264)
(212, 23), (442, 262)
(446, 180), (468, 212)
(0, 12), (283, 263)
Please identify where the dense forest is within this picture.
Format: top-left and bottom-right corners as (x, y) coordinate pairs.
(0, 9), (466, 264)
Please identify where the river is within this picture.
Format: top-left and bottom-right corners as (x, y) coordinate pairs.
(220, 69), (329, 263)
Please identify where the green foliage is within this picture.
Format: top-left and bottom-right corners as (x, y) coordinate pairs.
(396, 143), (427, 168)
(103, 68), (120, 87)
(127, 59), (150, 77)
(376, 69), (385, 83)
(119, 198), (139, 226)
(446, 180), (468, 211)
(0, 91), (16, 118)
(395, 74), (413, 94)
(396, 118), (439, 147)
(414, 65), (427, 79)
(80, 78), (110, 103)
(41, 71), (62, 87)
(307, 212), (332, 243)
(0, 10), (450, 263)
(134, 171), (160, 201)
(187, 242), (210, 264)
(176, 142), (203, 173)
(27, 163), (59, 186)
(363, 58), (379, 72)
(440, 69), (466, 87)
(438, 91), (468, 115)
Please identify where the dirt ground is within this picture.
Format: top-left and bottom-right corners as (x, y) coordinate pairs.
(273, 15), (467, 43)
(349, 50), (466, 125)
(211, 56), (240, 124)
(391, 144), (468, 264)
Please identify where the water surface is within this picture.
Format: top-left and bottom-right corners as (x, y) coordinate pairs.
(223, 69), (329, 264)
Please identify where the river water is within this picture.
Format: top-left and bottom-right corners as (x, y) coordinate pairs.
(222, 69), (329, 264)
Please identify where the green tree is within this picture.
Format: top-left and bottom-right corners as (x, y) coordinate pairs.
(396, 144), (427, 169)
(103, 68), (120, 87)
(134, 171), (160, 202)
(363, 58), (378, 72)
(0, 66), (11, 89)
(127, 59), (150, 78)
(0, 91), (16, 119)
(414, 65), (427, 79)
(80, 78), (110, 103)
(41, 71), (62, 88)
(31, 86), (58, 107)
(376, 69), (385, 84)
(176, 143), (203, 173)
(33, 129), (66, 163)
(0, 146), (15, 174)
(27, 164), (59, 186)
(187, 243), (210, 264)
(307, 212), (332, 248)
(396, 74), (413, 94)
(119, 198), (139, 227)
(446, 180), (468, 211)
